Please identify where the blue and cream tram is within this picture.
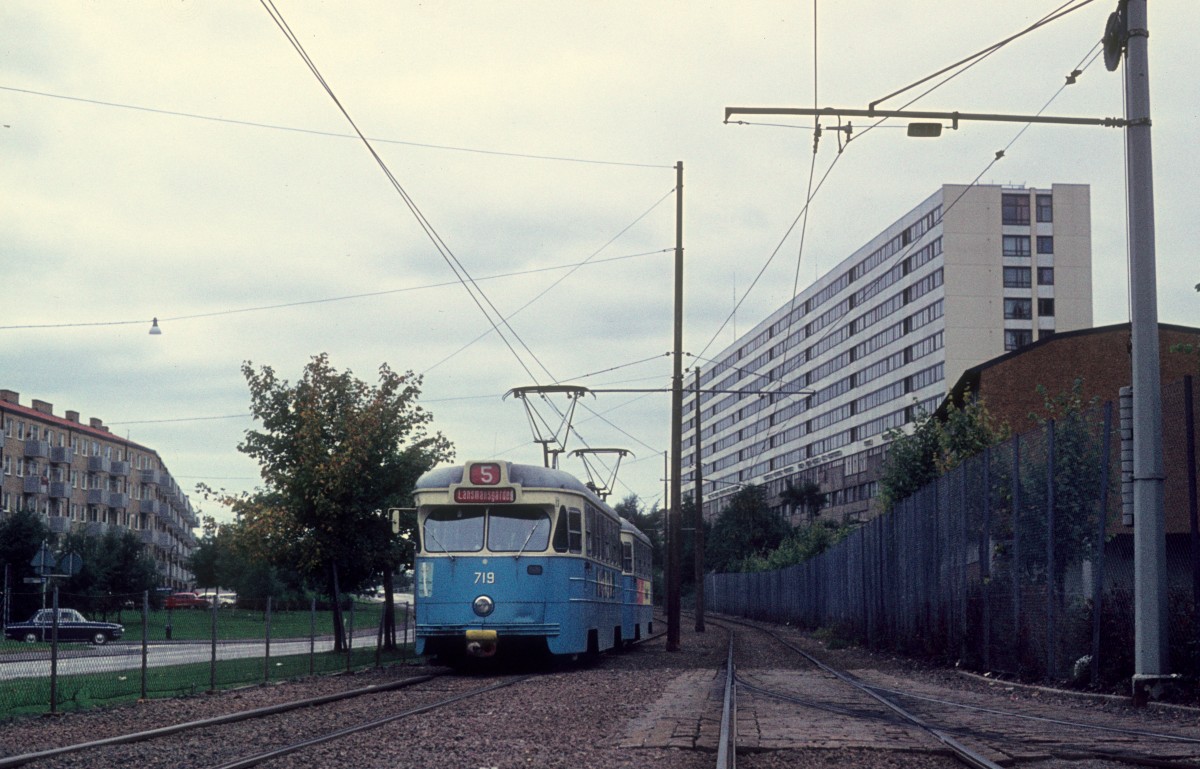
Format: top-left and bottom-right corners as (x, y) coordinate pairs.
(619, 518), (654, 643)
(413, 460), (642, 661)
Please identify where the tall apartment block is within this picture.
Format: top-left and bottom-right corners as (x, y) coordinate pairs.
(0, 390), (198, 590)
(684, 184), (1093, 523)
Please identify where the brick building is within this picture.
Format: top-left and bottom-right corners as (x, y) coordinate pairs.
(0, 390), (197, 590)
(945, 322), (1200, 536)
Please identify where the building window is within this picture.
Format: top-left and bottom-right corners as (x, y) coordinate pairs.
(1002, 193), (1030, 225)
(1037, 236), (1054, 254)
(1003, 235), (1031, 257)
(1005, 329), (1033, 350)
(1036, 194), (1053, 222)
(1004, 298), (1032, 319)
(1003, 266), (1032, 288)
(1038, 298), (1056, 316)
(1038, 267), (1055, 285)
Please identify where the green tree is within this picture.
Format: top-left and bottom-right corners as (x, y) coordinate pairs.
(614, 494), (662, 559)
(740, 520), (854, 572)
(879, 392), (1009, 510)
(937, 392), (1010, 473)
(1020, 378), (1105, 585)
(187, 517), (225, 590)
(188, 515), (304, 607)
(60, 528), (159, 619)
(0, 510), (52, 620)
(879, 410), (942, 510)
(705, 484), (792, 573)
(780, 479), (825, 524)
(216, 353), (453, 650)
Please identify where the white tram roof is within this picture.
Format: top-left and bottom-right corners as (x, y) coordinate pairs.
(415, 461), (603, 508)
(416, 461), (651, 541)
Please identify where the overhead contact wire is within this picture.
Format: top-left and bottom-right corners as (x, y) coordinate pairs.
(259, 0), (544, 386)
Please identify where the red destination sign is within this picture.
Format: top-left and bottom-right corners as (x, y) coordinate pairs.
(469, 462), (502, 485)
(454, 487), (516, 504)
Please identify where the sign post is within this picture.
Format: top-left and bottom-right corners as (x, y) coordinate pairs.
(31, 542), (54, 609)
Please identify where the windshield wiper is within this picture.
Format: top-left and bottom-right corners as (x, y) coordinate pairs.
(423, 524), (455, 562)
(513, 521), (541, 561)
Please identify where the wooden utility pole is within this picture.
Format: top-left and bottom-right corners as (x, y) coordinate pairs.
(667, 160), (684, 651)
(693, 367), (705, 632)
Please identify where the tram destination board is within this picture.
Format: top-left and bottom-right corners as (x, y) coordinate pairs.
(453, 487), (516, 504)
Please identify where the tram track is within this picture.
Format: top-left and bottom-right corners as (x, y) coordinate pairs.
(9, 614), (1196, 768)
(0, 671), (434, 768)
(710, 614), (1200, 769)
(1, 624), (673, 769)
(207, 674), (534, 769)
(0, 670), (537, 769)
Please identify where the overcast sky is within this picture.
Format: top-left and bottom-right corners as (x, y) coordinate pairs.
(2, 1), (1196, 521)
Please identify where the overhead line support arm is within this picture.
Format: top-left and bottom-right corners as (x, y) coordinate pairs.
(724, 106), (1127, 129)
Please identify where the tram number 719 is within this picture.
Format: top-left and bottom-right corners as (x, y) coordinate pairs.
(474, 571), (495, 585)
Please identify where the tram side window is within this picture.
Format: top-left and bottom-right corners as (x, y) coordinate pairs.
(553, 506), (569, 552)
(622, 541), (633, 573)
(568, 508), (582, 553)
(555, 506), (584, 553)
(585, 508), (596, 557)
(423, 508), (485, 553)
(637, 541), (652, 578)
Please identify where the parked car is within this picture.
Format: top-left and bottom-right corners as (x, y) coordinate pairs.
(164, 592), (211, 609)
(4, 608), (124, 645)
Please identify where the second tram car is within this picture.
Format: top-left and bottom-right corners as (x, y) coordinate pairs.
(413, 460), (652, 662)
(619, 518), (653, 642)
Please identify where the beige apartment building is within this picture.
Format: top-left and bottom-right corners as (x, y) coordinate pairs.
(0, 389), (197, 590)
(683, 183), (1093, 524)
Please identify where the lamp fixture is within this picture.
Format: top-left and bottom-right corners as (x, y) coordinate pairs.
(149, 318), (162, 335)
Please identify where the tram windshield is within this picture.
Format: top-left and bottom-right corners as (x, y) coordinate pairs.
(420, 506), (551, 554)
(487, 507), (551, 553)
(423, 508), (485, 552)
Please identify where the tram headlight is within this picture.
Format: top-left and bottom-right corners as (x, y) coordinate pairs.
(472, 595), (495, 617)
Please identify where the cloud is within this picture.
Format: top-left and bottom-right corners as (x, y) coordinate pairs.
(3, 0), (1197, 516)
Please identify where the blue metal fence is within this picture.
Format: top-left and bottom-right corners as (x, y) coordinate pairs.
(708, 386), (1200, 685)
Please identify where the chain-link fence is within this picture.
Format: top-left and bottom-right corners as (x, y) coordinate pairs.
(708, 377), (1200, 687)
(0, 588), (414, 715)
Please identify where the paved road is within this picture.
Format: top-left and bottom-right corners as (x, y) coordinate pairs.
(0, 628), (411, 681)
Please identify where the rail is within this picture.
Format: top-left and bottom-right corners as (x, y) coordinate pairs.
(715, 632), (736, 769)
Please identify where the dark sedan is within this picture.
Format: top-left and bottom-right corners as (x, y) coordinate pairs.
(3, 608), (124, 645)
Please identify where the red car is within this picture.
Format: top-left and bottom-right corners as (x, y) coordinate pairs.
(164, 592), (210, 609)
